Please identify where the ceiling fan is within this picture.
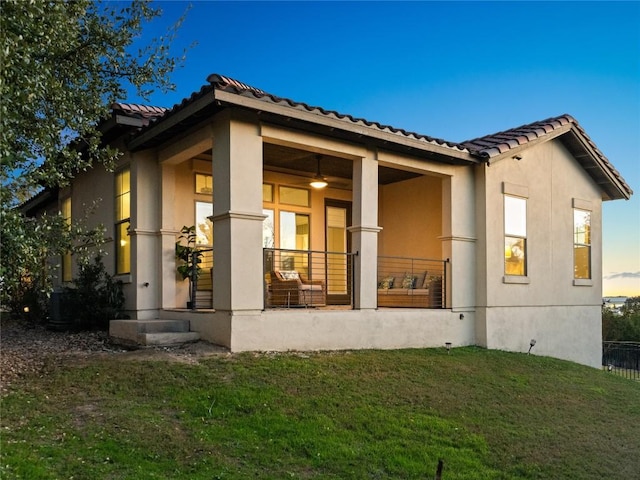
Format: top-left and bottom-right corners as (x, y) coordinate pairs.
(309, 155), (328, 189)
(265, 153), (352, 190)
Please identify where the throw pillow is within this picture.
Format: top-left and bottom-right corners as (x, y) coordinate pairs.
(378, 276), (395, 289)
(280, 270), (300, 281)
(401, 273), (416, 289)
(423, 274), (441, 289)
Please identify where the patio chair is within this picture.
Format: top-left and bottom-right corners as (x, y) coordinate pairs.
(269, 270), (326, 307)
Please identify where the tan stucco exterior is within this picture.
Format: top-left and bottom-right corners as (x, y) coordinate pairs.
(48, 83), (631, 369)
(474, 139), (604, 366)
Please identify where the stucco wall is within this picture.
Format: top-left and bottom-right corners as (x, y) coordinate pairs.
(262, 169), (352, 252)
(481, 139), (603, 306)
(91, 112), (608, 369)
(476, 138), (604, 366)
(378, 174), (443, 259)
(188, 308), (476, 353)
(70, 163), (119, 269)
(481, 306), (602, 368)
(60, 146), (144, 311)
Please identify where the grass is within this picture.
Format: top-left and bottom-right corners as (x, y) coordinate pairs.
(1, 347), (639, 479)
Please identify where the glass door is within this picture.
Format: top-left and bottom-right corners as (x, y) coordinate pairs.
(325, 200), (351, 304)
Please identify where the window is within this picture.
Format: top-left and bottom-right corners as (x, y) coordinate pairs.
(280, 211), (310, 273)
(279, 186), (309, 207)
(195, 201), (213, 246)
(195, 173), (213, 194)
(504, 195), (527, 276)
(263, 184), (274, 203)
(263, 209), (275, 248)
(115, 169), (131, 274)
(61, 197), (72, 282)
(574, 209), (591, 279)
(326, 205), (348, 295)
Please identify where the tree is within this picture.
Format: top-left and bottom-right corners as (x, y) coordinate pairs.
(1, 205), (105, 322)
(603, 296), (640, 342)
(0, 0), (187, 318)
(621, 296), (640, 317)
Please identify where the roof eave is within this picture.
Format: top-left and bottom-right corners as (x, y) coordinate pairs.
(18, 187), (58, 216)
(563, 129), (632, 201)
(124, 83), (477, 165)
(473, 123), (573, 165)
(127, 90), (216, 151)
(212, 89), (477, 164)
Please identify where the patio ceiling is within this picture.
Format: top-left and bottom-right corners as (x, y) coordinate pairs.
(197, 143), (423, 188)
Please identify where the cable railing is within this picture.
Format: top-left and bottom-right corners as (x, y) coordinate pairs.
(190, 247), (213, 310)
(263, 248), (355, 309)
(377, 256), (448, 308)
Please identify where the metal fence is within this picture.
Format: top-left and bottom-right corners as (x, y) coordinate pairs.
(263, 248), (355, 308)
(602, 341), (640, 380)
(377, 256), (448, 308)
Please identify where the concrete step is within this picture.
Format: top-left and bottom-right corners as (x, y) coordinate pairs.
(140, 332), (201, 346)
(110, 319), (198, 347)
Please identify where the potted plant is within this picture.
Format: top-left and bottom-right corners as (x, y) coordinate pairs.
(175, 225), (202, 309)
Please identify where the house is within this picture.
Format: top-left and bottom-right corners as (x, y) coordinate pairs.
(37, 74), (632, 367)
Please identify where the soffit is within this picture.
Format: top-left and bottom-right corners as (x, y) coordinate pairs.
(200, 143), (421, 186)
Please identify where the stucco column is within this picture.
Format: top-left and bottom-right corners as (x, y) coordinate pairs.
(440, 168), (477, 311)
(129, 151), (163, 319)
(159, 163), (180, 310)
(349, 151), (381, 309)
(211, 112), (264, 313)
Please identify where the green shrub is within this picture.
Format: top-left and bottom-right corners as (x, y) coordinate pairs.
(61, 256), (125, 330)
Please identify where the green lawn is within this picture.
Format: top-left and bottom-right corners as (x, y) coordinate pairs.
(1, 347), (638, 479)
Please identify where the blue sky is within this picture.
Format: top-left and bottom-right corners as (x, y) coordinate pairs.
(126, 1), (640, 296)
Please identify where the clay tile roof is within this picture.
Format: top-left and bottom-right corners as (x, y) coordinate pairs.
(111, 102), (168, 120)
(205, 73), (468, 154)
(462, 115), (575, 158)
(462, 114), (632, 200)
(116, 76), (630, 200)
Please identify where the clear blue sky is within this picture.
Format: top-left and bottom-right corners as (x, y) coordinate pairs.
(126, 1), (640, 296)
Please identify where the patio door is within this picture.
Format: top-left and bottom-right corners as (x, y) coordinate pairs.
(325, 200), (351, 305)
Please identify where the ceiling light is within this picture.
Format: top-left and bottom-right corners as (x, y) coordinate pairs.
(310, 176), (328, 189)
(310, 155), (328, 189)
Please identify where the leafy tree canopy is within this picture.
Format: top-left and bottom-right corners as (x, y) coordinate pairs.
(1, 0), (185, 200)
(0, 0), (187, 317)
(603, 296), (640, 342)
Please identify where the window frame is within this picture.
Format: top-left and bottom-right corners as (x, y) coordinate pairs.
(61, 196), (72, 282)
(195, 201), (213, 246)
(503, 194), (528, 280)
(114, 168), (131, 275)
(195, 173), (213, 195)
(573, 208), (592, 280)
(278, 185), (310, 207)
(263, 183), (274, 203)
(279, 210), (310, 274)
